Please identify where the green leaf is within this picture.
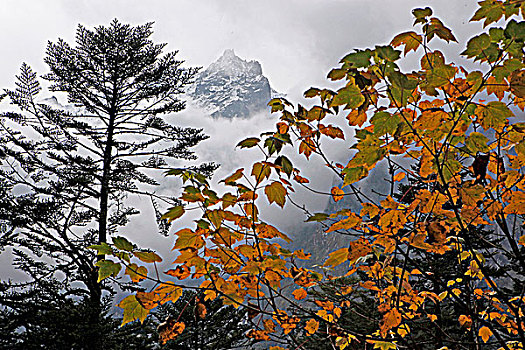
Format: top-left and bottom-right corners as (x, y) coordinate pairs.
(461, 34), (491, 58)
(340, 50), (372, 68)
(113, 236), (134, 252)
(465, 132), (489, 153)
(95, 259), (121, 282)
(118, 295), (149, 325)
(134, 251), (163, 263)
(476, 101), (512, 130)
(306, 213), (329, 222)
(412, 7), (432, 25)
(504, 20), (525, 41)
(331, 84), (365, 109)
(375, 45), (401, 62)
(161, 206), (185, 223)
(88, 242), (113, 256)
(304, 87), (321, 98)
(125, 263), (148, 282)
(265, 181), (287, 208)
(327, 68), (347, 81)
(236, 137), (260, 149)
(342, 166), (368, 186)
(471, 1), (504, 27)
(275, 155), (293, 177)
(371, 111), (400, 136)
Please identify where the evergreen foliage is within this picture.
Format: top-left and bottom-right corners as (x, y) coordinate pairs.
(0, 19), (214, 348)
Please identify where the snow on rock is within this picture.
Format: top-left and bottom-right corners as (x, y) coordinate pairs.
(188, 49), (278, 119)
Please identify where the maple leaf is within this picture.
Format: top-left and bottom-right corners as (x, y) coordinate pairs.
(479, 326), (493, 343)
(118, 295), (149, 325)
(380, 308), (402, 337)
(331, 186), (345, 202)
(305, 319), (319, 335)
(157, 317), (185, 345)
(125, 263), (148, 282)
(265, 181), (287, 207)
(292, 288), (307, 300)
(95, 259), (121, 282)
(133, 251), (162, 263)
(391, 31), (423, 55)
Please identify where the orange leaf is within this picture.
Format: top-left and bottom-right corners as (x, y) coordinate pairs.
(292, 288), (307, 300)
(158, 318), (185, 345)
(165, 265), (191, 280)
(305, 319), (319, 335)
(331, 186), (345, 202)
(380, 308), (402, 337)
(479, 326), (493, 343)
(221, 168), (244, 185)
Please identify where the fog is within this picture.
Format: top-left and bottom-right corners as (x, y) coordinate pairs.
(0, 0), (490, 281)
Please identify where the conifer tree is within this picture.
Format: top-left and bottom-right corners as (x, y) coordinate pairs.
(0, 19), (214, 348)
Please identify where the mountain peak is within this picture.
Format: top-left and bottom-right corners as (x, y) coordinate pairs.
(188, 50), (274, 118)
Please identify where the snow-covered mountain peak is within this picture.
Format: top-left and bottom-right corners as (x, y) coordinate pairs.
(206, 49), (263, 78)
(188, 50), (277, 118)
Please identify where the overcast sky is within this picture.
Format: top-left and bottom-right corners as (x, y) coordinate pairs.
(0, 0), (490, 278)
(1, 0), (481, 96)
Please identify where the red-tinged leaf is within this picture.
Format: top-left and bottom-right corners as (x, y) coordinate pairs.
(136, 291), (158, 310)
(195, 302), (207, 319)
(221, 168), (244, 185)
(380, 308), (402, 337)
(294, 174), (310, 183)
(165, 265), (191, 280)
(265, 181), (287, 207)
(95, 259), (121, 282)
(319, 124), (345, 139)
(161, 206), (185, 223)
(299, 139), (314, 159)
(236, 137), (260, 149)
(391, 31), (423, 55)
(158, 317), (185, 345)
(125, 263), (148, 282)
(277, 122), (289, 134)
(323, 248), (349, 268)
(479, 326), (493, 343)
(293, 288), (307, 300)
(134, 251), (162, 263)
(346, 110), (367, 127)
(118, 295), (149, 325)
(331, 186), (344, 202)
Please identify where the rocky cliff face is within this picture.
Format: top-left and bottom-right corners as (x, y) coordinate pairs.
(188, 49), (276, 118)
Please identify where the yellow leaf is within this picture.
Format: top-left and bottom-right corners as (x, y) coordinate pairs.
(125, 263), (147, 282)
(305, 319), (319, 335)
(366, 340), (397, 350)
(479, 326), (493, 343)
(265, 181), (287, 207)
(324, 248), (349, 268)
(118, 295), (149, 325)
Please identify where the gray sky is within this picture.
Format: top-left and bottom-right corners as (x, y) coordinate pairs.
(1, 0), (480, 97)
(0, 0), (488, 278)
